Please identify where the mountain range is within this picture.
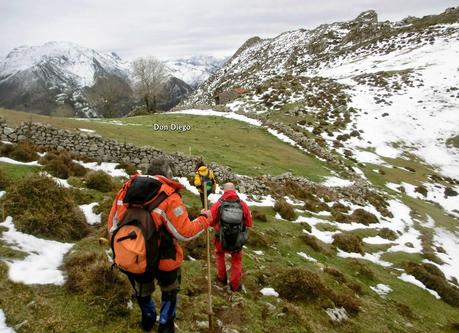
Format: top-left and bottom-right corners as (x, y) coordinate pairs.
(0, 42), (224, 117)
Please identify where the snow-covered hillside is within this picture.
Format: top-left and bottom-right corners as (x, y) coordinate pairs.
(165, 55), (227, 87)
(186, 8), (459, 182)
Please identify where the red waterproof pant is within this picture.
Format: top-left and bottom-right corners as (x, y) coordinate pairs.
(214, 239), (243, 290)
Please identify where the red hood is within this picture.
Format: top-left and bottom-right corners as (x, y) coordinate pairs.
(220, 190), (240, 201)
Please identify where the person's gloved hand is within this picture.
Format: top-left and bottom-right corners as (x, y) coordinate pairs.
(200, 209), (213, 226)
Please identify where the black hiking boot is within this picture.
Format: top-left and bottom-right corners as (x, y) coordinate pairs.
(158, 321), (175, 333)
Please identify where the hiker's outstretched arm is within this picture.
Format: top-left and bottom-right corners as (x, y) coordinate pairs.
(157, 194), (209, 241)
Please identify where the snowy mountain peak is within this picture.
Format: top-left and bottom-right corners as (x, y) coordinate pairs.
(0, 41), (128, 87)
(165, 55), (227, 87)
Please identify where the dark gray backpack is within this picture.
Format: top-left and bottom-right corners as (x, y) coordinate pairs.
(218, 199), (248, 251)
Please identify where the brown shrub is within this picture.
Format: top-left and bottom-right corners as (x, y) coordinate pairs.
(302, 234), (324, 253)
(331, 210), (350, 223)
(332, 233), (364, 253)
(85, 171), (114, 192)
(0, 141), (38, 162)
(40, 151), (88, 179)
(391, 301), (415, 319)
(3, 174), (89, 241)
(350, 259), (375, 280)
(346, 281), (363, 295)
(247, 230), (271, 249)
(65, 251), (131, 316)
(349, 209), (379, 225)
(414, 185), (428, 197)
(303, 198), (329, 213)
(274, 198), (297, 221)
(252, 209), (267, 222)
(324, 267), (347, 283)
(404, 262), (459, 307)
(116, 161), (138, 176)
(330, 202), (350, 214)
(378, 228), (398, 241)
(44, 159), (70, 179)
(327, 291), (361, 314)
(274, 268), (326, 301)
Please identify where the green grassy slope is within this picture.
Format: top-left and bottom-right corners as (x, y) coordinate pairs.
(0, 154), (458, 333)
(0, 108), (330, 180)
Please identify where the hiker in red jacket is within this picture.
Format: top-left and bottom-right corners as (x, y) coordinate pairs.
(210, 182), (253, 291)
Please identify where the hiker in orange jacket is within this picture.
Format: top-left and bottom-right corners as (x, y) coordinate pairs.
(210, 182), (252, 291)
(108, 159), (212, 333)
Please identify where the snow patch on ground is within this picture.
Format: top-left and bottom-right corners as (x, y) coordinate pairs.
(260, 287), (279, 297)
(0, 217), (73, 285)
(431, 229), (459, 283)
(398, 273), (440, 299)
(370, 284), (392, 297)
(40, 172), (71, 188)
(74, 161), (128, 178)
(169, 109), (262, 127)
(78, 128), (96, 133)
(325, 307), (348, 322)
(79, 203), (101, 225)
(363, 236), (395, 245)
(337, 249), (393, 267)
(297, 251), (317, 262)
(0, 309), (14, 333)
(0, 157), (40, 166)
(321, 176), (354, 187)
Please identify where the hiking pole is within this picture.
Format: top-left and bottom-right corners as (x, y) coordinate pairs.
(203, 184), (213, 333)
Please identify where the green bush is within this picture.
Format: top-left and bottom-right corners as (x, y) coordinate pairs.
(274, 198), (297, 221)
(65, 251), (131, 316)
(85, 171), (114, 192)
(2, 174), (89, 241)
(332, 233), (364, 253)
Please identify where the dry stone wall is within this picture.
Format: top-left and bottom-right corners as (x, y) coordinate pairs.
(0, 118), (235, 181)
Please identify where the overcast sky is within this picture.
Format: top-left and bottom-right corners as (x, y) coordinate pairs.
(0, 0), (457, 60)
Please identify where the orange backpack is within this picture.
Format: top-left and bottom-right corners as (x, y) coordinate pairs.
(110, 175), (168, 275)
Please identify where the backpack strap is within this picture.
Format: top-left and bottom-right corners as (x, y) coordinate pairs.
(144, 191), (169, 212)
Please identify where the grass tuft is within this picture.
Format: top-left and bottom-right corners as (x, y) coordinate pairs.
(2, 174), (89, 241)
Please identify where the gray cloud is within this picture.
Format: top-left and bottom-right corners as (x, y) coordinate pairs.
(0, 0), (457, 60)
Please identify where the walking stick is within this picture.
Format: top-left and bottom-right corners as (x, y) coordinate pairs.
(203, 184), (213, 333)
